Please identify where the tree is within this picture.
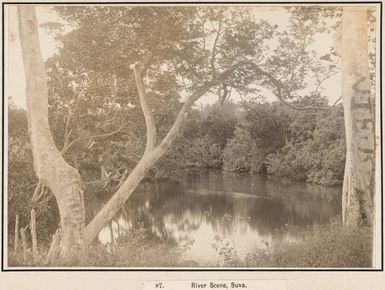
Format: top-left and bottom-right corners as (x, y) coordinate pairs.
(17, 6), (85, 262)
(286, 6), (376, 226)
(339, 8), (375, 226)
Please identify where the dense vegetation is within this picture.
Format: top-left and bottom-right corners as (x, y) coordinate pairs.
(161, 100), (346, 186)
(8, 97), (345, 250)
(8, 98), (345, 197)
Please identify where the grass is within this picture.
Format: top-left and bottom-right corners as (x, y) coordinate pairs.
(8, 220), (373, 268)
(242, 221), (373, 268)
(8, 224), (184, 267)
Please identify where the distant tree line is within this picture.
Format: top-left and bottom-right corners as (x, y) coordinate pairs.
(160, 100), (345, 186)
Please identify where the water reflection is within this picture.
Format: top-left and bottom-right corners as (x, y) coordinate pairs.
(88, 171), (341, 265)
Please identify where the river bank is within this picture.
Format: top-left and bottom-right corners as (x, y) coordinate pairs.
(9, 218), (372, 268)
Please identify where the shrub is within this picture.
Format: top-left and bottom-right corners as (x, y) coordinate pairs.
(8, 105), (59, 246)
(223, 126), (255, 172)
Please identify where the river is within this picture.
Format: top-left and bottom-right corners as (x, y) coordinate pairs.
(89, 171), (342, 265)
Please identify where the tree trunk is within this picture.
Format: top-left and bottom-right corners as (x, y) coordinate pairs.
(341, 7), (375, 226)
(17, 6), (86, 262)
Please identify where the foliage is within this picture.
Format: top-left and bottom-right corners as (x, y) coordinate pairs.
(7, 103), (59, 244)
(156, 103), (237, 175)
(212, 234), (241, 267)
(9, 215), (372, 268)
(200, 103), (238, 148)
(266, 107), (345, 185)
(9, 222), (184, 267)
(244, 220), (372, 268)
(223, 102), (291, 174)
(208, 215), (372, 268)
(222, 126), (259, 173)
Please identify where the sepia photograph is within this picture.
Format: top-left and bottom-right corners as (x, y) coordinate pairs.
(2, 1), (382, 271)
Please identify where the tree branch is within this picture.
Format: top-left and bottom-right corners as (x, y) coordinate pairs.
(243, 60), (342, 111)
(210, 15), (222, 79)
(313, 70), (339, 94)
(61, 121), (132, 155)
(130, 55), (157, 156)
(62, 76), (97, 151)
(331, 95), (342, 107)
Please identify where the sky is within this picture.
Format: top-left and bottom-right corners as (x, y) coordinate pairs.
(6, 5), (341, 109)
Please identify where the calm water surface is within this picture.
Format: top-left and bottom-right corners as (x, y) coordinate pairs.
(91, 171), (342, 265)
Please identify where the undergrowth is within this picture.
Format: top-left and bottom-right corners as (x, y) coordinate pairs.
(8, 219), (372, 268)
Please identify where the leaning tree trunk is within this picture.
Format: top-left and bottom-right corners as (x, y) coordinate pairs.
(17, 6), (86, 262)
(341, 7), (375, 226)
(83, 92), (202, 245)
